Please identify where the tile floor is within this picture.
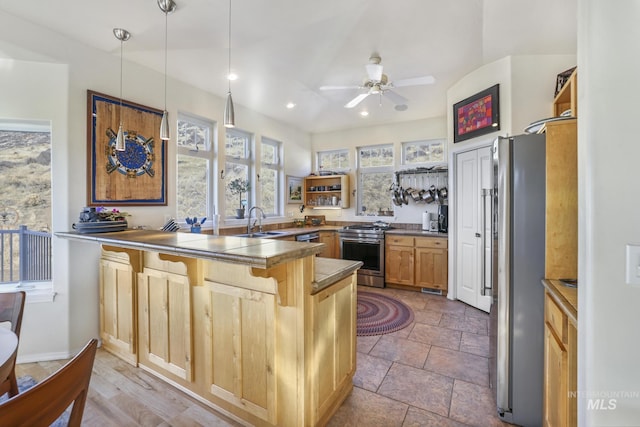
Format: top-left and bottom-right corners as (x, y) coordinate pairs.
(327, 286), (512, 427)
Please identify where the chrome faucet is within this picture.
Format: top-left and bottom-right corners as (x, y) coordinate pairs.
(247, 206), (266, 234)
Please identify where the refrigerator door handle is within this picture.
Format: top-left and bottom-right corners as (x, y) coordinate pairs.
(481, 188), (493, 296)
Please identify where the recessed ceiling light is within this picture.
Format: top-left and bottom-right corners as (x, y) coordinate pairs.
(227, 72), (238, 81)
(286, 102), (296, 109)
(360, 111), (369, 117)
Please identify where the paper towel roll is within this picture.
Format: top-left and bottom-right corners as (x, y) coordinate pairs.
(422, 212), (430, 231)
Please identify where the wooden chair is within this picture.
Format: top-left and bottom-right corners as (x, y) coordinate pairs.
(0, 338), (98, 427)
(0, 291), (25, 398)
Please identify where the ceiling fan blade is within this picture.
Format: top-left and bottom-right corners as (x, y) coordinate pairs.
(319, 85), (361, 91)
(365, 63), (383, 81)
(345, 93), (370, 108)
(392, 75), (436, 87)
(383, 90), (408, 106)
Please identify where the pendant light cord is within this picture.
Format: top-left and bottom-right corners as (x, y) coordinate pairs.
(228, 0), (232, 92)
(164, 9), (168, 111)
(120, 38), (123, 122)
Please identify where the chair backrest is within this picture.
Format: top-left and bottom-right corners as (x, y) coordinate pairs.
(0, 291), (26, 337)
(0, 338), (98, 427)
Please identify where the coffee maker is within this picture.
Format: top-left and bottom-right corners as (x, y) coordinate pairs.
(438, 204), (448, 233)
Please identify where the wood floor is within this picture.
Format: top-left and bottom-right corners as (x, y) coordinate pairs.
(15, 287), (509, 426)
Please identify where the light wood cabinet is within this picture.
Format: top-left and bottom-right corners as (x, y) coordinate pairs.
(137, 252), (200, 383)
(414, 237), (448, 290)
(385, 236), (414, 286)
(544, 119), (577, 280)
(318, 230), (338, 258)
(385, 235), (448, 293)
(310, 275), (356, 426)
(96, 239), (358, 427)
(99, 246), (140, 366)
(553, 69), (577, 117)
(304, 175), (350, 209)
(543, 291), (577, 427)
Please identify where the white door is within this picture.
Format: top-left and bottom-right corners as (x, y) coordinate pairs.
(455, 146), (492, 312)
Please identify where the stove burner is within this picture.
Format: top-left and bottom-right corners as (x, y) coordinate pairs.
(342, 221), (393, 232)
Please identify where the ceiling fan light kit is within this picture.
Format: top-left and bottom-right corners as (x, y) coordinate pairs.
(321, 53), (435, 110)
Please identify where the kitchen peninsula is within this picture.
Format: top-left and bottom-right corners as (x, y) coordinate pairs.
(56, 229), (363, 427)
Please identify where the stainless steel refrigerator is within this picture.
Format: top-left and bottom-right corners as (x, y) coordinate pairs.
(488, 134), (546, 426)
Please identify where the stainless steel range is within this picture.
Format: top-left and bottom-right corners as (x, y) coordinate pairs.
(338, 221), (393, 288)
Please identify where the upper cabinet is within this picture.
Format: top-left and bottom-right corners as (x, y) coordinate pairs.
(545, 68), (578, 280)
(553, 69), (577, 117)
(304, 175), (350, 209)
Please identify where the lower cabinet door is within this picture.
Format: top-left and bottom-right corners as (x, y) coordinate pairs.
(414, 247), (448, 290)
(385, 245), (414, 285)
(99, 258), (137, 365)
(543, 323), (568, 427)
(138, 268), (193, 382)
(202, 280), (278, 424)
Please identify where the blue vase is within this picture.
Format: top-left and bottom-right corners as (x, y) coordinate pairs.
(190, 225), (201, 233)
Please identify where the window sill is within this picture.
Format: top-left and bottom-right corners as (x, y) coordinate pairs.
(0, 282), (56, 303)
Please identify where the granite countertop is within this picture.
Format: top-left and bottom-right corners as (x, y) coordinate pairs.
(385, 229), (448, 238)
(541, 279), (577, 325)
(56, 229), (324, 269)
(313, 258), (363, 294)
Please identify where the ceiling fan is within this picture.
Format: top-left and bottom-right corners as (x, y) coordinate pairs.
(319, 54), (435, 109)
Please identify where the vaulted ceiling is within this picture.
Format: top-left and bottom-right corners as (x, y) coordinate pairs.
(0, 0), (576, 133)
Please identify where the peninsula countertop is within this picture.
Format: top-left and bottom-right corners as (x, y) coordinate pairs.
(56, 229), (325, 269)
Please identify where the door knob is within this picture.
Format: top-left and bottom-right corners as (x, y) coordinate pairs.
(475, 232), (481, 237)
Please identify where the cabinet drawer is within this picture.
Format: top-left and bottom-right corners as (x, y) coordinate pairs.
(545, 293), (567, 343)
(415, 237), (448, 249)
(385, 235), (414, 247)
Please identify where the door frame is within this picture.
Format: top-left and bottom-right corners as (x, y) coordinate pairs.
(447, 139), (494, 303)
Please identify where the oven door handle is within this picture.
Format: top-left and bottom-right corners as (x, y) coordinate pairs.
(340, 237), (382, 245)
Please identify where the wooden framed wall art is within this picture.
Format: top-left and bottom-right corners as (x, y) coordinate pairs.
(287, 176), (303, 203)
(453, 84), (500, 143)
(87, 90), (167, 205)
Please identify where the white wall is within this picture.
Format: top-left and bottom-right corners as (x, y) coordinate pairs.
(0, 10), (311, 360)
(310, 117), (447, 225)
(578, 0), (640, 424)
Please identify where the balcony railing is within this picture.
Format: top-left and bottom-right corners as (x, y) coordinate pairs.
(0, 225), (52, 284)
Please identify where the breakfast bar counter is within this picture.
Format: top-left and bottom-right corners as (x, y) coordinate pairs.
(57, 229), (362, 427)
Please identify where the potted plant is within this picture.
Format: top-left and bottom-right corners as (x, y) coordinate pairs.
(228, 178), (250, 219)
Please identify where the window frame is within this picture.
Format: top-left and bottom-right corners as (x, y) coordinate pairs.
(316, 149), (350, 173)
(0, 118), (53, 295)
(224, 127), (254, 219)
(176, 112), (217, 226)
(401, 138), (447, 165)
(259, 136), (283, 217)
(356, 143), (395, 216)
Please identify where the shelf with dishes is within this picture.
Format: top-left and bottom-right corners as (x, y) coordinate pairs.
(304, 175), (350, 209)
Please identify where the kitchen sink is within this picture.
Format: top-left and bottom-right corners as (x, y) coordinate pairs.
(234, 231), (287, 238)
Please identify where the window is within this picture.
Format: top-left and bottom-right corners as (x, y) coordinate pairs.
(176, 113), (216, 222)
(357, 144), (394, 216)
(225, 128), (253, 218)
(0, 119), (52, 285)
(402, 139), (446, 164)
(317, 149), (349, 172)
(260, 137), (283, 216)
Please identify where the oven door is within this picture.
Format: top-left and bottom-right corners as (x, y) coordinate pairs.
(339, 236), (383, 277)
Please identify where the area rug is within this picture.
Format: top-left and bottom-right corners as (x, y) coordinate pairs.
(0, 376), (70, 426)
(357, 291), (414, 336)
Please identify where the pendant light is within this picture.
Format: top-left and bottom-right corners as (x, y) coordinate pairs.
(224, 0), (235, 128)
(113, 28), (130, 151)
(158, 0), (176, 141)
